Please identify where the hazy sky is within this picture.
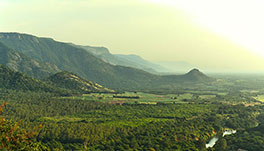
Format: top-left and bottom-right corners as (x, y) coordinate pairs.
(1, 0), (264, 72)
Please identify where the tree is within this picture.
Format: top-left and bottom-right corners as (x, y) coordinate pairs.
(0, 102), (49, 150)
(214, 138), (227, 151)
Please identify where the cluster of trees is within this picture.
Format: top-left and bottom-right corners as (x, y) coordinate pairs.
(0, 102), (49, 150)
(0, 90), (262, 150)
(217, 110), (264, 151)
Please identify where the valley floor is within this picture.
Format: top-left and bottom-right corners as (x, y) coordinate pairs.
(0, 88), (264, 151)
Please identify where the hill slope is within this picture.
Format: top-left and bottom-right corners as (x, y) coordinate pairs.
(0, 64), (58, 92)
(114, 54), (166, 73)
(72, 44), (167, 73)
(0, 42), (60, 78)
(157, 69), (213, 87)
(182, 68), (210, 81)
(0, 32), (213, 90)
(0, 33), (160, 89)
(46, 71), (114, 93)
(0, 65), (112, 95)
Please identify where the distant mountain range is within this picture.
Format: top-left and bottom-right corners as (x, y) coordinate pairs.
(74, 44), (196, 74)
(70, 44), (167, 74)
(0, 32), (213, 90)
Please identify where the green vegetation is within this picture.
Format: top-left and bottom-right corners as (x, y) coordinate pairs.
(254, 95), (264, 103)
(0, 32), (264, 150)
(0, 65), (73, 96)
(0, 87), (263, 150)
(46, 71), (114, 93)
(0, 41), (60, 79)
(63, 92), (191, 104)
(0, 65), (113, 96)
(0, 103), (49, 150)
(217, 115), (264, 151)
(0, 64), (263, 150)
(0, 64), (54, 92)
(0, 33), (213, 90)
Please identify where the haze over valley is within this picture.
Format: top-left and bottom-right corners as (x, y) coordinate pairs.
(0, 0), (264, 150)
(1, 0), (264, 73)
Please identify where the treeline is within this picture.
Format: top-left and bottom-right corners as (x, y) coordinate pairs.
(215, 110), (264, 151)
(0, 91), (262, 150)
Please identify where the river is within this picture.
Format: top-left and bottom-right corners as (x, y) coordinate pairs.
(206, 129), (237, 148)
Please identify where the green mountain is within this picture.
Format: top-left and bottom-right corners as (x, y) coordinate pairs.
(182, 68), (210, 81)
(159, 68), (212, 86)
(46, 71), (114, 93)
(0, 65), (112, 95)
(71, 44), (167, 74)
(0, 64), (58, 92)
(0, 32), (213, 90)
(0, 41), (60, 78)
(0, 32), (160, 89)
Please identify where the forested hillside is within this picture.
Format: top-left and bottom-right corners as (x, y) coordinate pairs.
(0, 41), (60, 78)
(0, 65), (112, 95)
(0, 64), (55, 92)
(0, 32), (213, 90)
(46, 71), (114, 93)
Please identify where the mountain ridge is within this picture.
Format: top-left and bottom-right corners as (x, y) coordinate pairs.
(0, 32), (213, 90)
(0, 41), (60, 78)
(0, 32), (158, 89)
(70, 43), (167, 74)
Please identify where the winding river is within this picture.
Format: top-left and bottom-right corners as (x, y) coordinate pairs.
(206, 130), (237, 148)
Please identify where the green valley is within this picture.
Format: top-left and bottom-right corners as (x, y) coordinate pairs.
(0, 33), (263, 151)
(1, 1), (264, 150)
(0, 64), (264, 150)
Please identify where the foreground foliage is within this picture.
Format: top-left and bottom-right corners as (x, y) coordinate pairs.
(0, 102), (49, 150)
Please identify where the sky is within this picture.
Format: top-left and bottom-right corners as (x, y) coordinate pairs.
(1, 0), (264, 72)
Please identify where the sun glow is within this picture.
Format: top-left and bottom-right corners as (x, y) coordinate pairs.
(1, 0), (264, 71)
(145, 0), (264, 57)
